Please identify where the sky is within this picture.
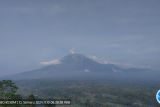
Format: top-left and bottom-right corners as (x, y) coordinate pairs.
(0, 0), (160, 76)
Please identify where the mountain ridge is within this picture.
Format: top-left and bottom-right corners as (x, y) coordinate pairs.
(2, 53), (158, 80)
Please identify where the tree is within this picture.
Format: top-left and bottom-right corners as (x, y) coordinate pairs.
(0, 80), (18, 100)
(26, 94), (36, 107)
(0, 80), (22, 107)
(85, 99), (92, 107)
(27, 94), (36, 101)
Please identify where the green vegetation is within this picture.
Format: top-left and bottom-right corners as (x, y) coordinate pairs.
(16, 79), (160, 107)
(0, 79), (160, 107)
(0, 80), (22, 107)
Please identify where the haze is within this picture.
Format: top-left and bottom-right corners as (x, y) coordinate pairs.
(0, 0), (160, 76)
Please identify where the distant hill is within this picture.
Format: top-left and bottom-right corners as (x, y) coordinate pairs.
(2, 53), (160, 81)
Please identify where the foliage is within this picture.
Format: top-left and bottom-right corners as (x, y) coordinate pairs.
(16, 79), (160, 107)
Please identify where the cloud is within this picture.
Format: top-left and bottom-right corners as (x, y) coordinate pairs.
(89, 55), (98, 60)
(70, 48), (75, 54)
(88, 55), (139, 68)
(88, 55), (109, 64)
(40, 59), (61, 65)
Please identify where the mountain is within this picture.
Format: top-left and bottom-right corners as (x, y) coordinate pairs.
(2, 53), (160, 81)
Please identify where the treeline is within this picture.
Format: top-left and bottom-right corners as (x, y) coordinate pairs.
(16, 79), (160, 107)
(1, 80), (160, 107)
(0, 80), (56, 107)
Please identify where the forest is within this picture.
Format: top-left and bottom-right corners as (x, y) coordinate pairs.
(0, 79), (160, 107)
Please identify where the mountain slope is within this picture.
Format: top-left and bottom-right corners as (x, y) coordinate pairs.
(2, 53), (159, 80)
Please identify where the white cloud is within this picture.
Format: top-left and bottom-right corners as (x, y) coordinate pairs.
(84, 69), (90, 72)
(88, 55), (109, 64)
(40, 59), (61, 65)
(70, 48), (75, 54)
(89, 55), (98, 62)
(88, 55), (138, 68)
(89, 55), (98, 60)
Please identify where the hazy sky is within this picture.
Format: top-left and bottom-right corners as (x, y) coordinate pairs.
(0, 0), (160, 76)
